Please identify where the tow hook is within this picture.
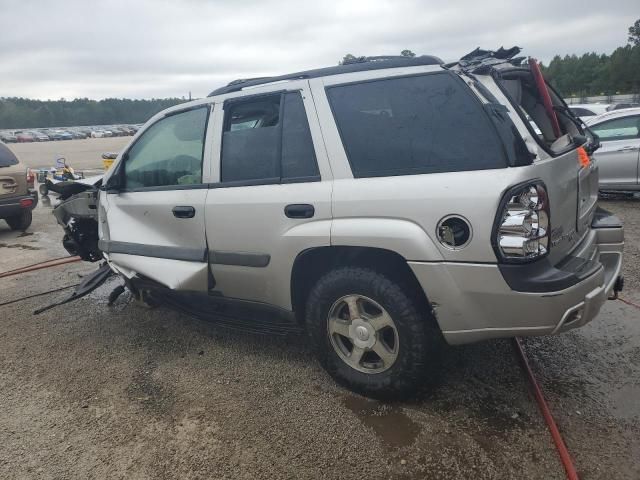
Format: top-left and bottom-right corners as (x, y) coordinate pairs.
(609, 275), (624, 300)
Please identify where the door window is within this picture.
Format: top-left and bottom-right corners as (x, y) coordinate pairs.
(220, 92), (319, 183)
(591, 116), (640, 141)
(124, 107), (208, 189)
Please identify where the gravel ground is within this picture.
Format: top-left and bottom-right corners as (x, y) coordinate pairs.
(0, 186), (638, 479)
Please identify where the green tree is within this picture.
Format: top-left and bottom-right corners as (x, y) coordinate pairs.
(629, 18), (640, 46)
(400, 49), (416, 57)
(339, 53), (358, 65)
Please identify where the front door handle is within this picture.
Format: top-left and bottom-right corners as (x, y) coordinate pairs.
(284, 204), (315, 219)
(616, 146), (638, 152)
(172, 206), (195, 218)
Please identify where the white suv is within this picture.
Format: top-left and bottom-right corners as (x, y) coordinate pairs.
(53, 49), (624, 398)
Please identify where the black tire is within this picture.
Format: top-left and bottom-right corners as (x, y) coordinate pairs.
(6, 210), (32, 231)
(305, 266), (440, 399)
(39, 183), (48, 196)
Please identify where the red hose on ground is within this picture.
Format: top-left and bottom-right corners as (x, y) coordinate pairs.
(0, 256), (81, 279)
(512, 337), (580, 480)
(618, 297), (640, 310)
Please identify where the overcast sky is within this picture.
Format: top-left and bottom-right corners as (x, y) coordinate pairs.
(1, 0), (637, 100)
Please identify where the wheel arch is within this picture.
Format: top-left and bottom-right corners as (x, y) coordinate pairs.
(290, 245), (433, 324)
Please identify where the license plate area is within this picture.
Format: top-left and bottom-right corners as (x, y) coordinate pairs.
(577, 162), (598, 234)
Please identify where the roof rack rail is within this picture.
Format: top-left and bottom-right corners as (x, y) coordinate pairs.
(208, 55), (443, 97)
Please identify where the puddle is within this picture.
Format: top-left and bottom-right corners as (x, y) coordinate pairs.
(0, 242), (42, 250)
(342, 395), (421, 448)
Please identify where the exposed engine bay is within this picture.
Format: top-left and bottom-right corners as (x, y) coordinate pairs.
(49, 178), (102, 262)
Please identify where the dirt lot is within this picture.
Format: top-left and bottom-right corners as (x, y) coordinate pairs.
(1, 141), (639, 479)
(8, 137), (130, 173)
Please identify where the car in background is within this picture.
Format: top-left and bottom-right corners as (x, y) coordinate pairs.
(0, 132), (17, 143)
(69, 130), (86, 139)
(110, 127), (128, 137)
(586, 107), (640, 191)
(15, 131), (35, 143)
(46, 130), (64, 141)
(0, 141), (37, 230)
(31, 131), (50, 142)
(91, 129), (108, 138)
(607, 103), (640, 112)
(569, 103), (611, 120)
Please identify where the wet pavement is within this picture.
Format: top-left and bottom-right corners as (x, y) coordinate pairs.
(0, 192), (639, 479)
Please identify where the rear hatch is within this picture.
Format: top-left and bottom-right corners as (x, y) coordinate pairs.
(0, 142), (27, 200)
(491, 64), (599, 264)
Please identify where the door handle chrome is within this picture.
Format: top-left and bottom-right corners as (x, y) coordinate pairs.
(616, 146), (638, 152)
(172, 206), (195, 218)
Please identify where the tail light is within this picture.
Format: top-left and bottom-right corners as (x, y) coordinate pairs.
(26, 168), (35, 188)
(493, 181), (550, 263)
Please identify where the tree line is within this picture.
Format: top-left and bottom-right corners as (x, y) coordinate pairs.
(541, 45), (640, 98)
(0, 97), (187, 129)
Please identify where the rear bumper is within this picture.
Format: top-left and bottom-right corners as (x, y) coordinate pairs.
(0, 190), (38, 218)
(409, 208), (623, 345)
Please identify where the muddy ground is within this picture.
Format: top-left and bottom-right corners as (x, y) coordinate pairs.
(1, 143), (639, 479)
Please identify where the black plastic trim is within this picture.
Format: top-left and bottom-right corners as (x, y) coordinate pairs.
(499, 255), (602, 293)
(209, 251), (271, 268)
(119, 183), (210, 193)
(99, 240), (207, 262)
(208, 56), (443, 96)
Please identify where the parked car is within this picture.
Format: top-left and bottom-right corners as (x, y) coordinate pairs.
(0, 141), (37, 230)
(91, 129), (107, 138)
(569, 103), (611, 119)
(51, 50), (623, 398)
(0, 132), (17, 143)
(30, 131), (50, 142)
(15, 131), (35, 143)
(586, 108), (640, 191)
(607, 103), (640, 111)
(69, 130), (86, 139)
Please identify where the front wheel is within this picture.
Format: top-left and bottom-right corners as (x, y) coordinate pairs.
(305, 267), (440, 399)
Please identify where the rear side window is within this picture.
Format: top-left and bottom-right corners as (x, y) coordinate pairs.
(0, 143), (19, 168)
(327, 73), (507, 178)
(221, 92), (319, 183)
(591, 116), (640, 141)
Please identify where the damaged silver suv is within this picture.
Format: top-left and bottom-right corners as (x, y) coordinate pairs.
(52, 48), (624, 398)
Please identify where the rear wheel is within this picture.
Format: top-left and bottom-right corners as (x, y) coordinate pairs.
(6, 210), (32, 231)
(306, 266), (439, 399)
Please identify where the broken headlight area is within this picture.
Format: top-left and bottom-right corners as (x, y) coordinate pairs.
(51, 180), (102, 262)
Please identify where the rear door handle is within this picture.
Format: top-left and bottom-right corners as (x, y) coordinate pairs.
(284, 204), (315, 219)
(172, 206), (196, 218)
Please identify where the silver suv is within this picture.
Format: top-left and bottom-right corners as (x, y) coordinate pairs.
(53, 49), (624, 398)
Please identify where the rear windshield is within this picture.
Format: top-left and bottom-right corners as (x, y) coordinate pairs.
(0, 143), (19, 168)
(326, 72), (507, 178)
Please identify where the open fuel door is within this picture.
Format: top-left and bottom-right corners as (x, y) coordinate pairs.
(99, 104), (213, 291)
